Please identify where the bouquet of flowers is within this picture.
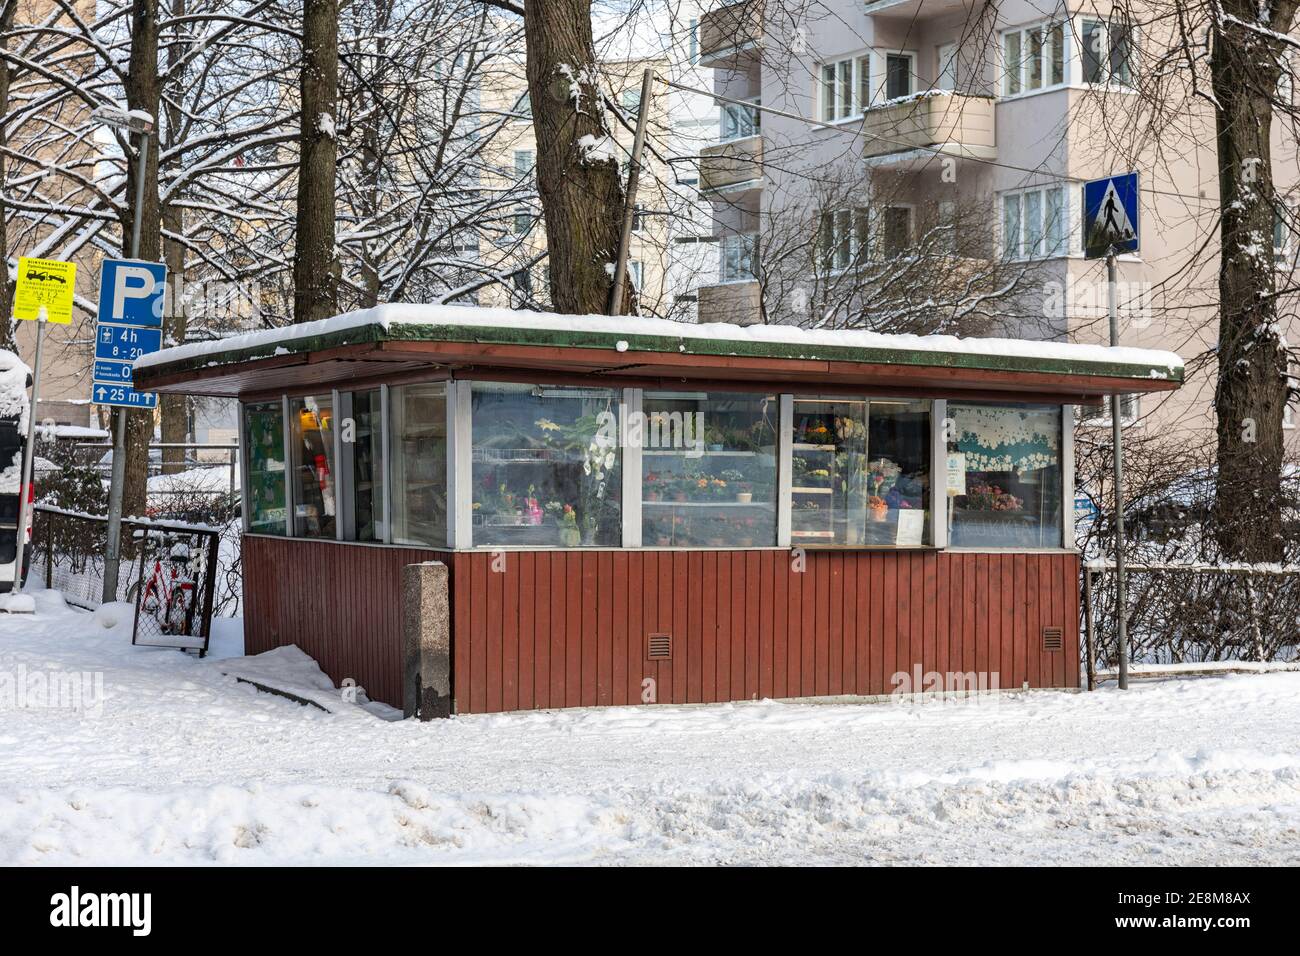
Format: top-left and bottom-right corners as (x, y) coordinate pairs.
(961, 483), (1024, 512)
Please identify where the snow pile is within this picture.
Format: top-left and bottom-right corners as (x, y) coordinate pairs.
(0, 350), (31, 425)
(2, 595), (1299, 864)
(135, 302), (1186, 378)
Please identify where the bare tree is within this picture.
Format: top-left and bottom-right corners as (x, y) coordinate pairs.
(293, 0), (339, 323)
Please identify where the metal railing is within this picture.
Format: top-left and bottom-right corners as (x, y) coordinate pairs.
(1081, 560), (1300, 688)
(31, 504), (221, 654)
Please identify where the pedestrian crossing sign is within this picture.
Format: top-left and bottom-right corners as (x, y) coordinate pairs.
(1083, 172), (1140, 259)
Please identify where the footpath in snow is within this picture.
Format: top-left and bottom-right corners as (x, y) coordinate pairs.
(1, 589), (1298, 866)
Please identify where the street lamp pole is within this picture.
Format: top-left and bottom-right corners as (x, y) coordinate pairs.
(98, 108), (153, 604)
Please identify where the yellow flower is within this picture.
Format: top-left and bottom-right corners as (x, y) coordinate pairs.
(535, 418), (561, 432)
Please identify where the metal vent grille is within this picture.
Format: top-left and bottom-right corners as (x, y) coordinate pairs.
(646, 633), (672, 660)
(1042, 627), (1063, 652)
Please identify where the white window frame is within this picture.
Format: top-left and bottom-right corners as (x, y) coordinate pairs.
(720, 97), (761, 142)
(720, 232), (758, 283)
(936, 42), (958, 92)
(1078, 17), (1134, 89)
(1001, 21), (1068, 97)
(818, 53), (871, 122)
(1283, 336), (1296, 429)
(1000, 184), (1069, 260)
(881, 51), (917, 101)
(1274, 203), (1295, 268)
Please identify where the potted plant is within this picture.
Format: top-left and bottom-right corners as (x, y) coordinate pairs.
(558, 504), (581, 547)
(868, 495), (888, 522)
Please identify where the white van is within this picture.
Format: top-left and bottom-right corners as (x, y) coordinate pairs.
(0, 349), (33, 593)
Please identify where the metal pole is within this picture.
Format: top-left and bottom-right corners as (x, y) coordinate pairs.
(608, 68), (655, 316)
(102, 129), (149, 603)
(1083, 567), (1097, 691)
(11, 313), (46, 595)
(1107, 248), (1130, 690)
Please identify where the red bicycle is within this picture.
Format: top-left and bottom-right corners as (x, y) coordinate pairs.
(130, 540), (196, 635)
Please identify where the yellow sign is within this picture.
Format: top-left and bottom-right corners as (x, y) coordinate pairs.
(14, 256), (76, 324)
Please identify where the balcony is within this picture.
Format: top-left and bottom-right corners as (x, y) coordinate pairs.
(698, 1), (763, 67)
(697, 280), (761, 325)
(861, 92), (996, 163)
(699, 135), (763, 195)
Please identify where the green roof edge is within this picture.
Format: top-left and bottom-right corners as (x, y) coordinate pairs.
(140, 320), (1184, 384)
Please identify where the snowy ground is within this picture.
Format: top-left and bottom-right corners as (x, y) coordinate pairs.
(2, 589), (1299, 866)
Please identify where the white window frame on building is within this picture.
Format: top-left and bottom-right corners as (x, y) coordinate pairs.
(882, 51), (916, 100)
(818, 53), (871, 121)
(1274, 204), (1295, 267)
(1000, 184), (1068, 260)
(720, 232), (758, 283)
(936, 42), (958, 92)
(1079, 16), (1134, 88)
(1001, 21), (1067, 96)
(513, 149), (534, 176)
(720, 98), (761, 142)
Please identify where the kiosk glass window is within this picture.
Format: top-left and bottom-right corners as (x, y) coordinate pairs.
(471, 383), (621, 547)
(641, 392), (777, 547)
(791, 398), (930, 547)
(389, 383), (447, 547)
(946, 403), (1062, 548)
(243, 401), (288, 535)
(289, 395), (337, 538)
(351, 389), (384, 542)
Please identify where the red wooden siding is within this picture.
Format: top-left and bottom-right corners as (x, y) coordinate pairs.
(244, 537), (1080, 712)
(243, 536), (448, 708)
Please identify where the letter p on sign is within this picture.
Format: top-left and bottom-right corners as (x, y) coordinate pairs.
(97, 258), (166, 328)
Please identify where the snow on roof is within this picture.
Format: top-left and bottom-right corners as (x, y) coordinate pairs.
(135, 303), (1185, 381)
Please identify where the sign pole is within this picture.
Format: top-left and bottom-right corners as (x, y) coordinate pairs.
(102, 129), (150, 603)
(10, 311), (46, 597)
(608, 68), (655, 316)
(1107, 247), (1130, 690)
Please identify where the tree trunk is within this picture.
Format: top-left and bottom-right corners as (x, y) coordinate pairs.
(120, 0), (163, 520)
(0, 0), (16, 352)
(1210, 5), (1296, 563)
(293, 0), (338, 324)
(524, 0), (631, 315)
(160, 0), (187, 474)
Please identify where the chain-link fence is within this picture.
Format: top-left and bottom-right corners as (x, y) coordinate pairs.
(1082, 562), (1300, 681)
(31, 505), (221, 654)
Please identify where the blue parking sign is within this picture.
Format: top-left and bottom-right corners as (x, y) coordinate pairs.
(97, 259), (166, 327)
(92, 383), (157, 409)
(93, 258), (166, 408)
(1083, 172), (1140, 259)
(95, 323), (162, 362)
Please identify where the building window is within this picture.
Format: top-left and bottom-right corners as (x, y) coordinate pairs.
(641, 392), (777, 547)
(1081, 18), (1132, 87)
(882, 205), (913, 256)
(513, 149), (534, 176)
(720, 232), (757, 282)
(1001, 185), (1066, 259)
(628, 259), (643, 290)
(513, 210), (532, 235)
(689, 18), (699, 62)
(512, 91), (531, 119)
(1274, 205), (1293, 266)
(720, 99), (760, 141)
(512, 268), (532, 296)
(947, 403), (1063, 548)
(819, 208), (866, 271)
(791, 398), (931, 547)
(243, 401), (287, 535)
(389, 383), (447, 547)
(620, 87), (641, 114)
(819, 55), (870, 120)
(937, 42), (958, 91)
(631, 205), (645, 233)
(1003, 23), (1065, 95)
(470, 383), (621, 548)
(884, 52), (915, 100)
(1081, 394), (1139, 428)
(289, 394), (337, 538)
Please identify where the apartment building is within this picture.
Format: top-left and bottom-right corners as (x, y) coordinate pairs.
(696, 0), (1300, 451)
